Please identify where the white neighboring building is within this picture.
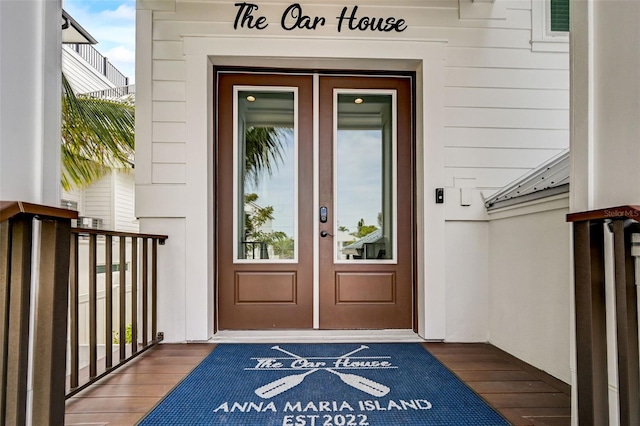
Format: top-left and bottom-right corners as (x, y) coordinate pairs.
(61, 10), (137, 233)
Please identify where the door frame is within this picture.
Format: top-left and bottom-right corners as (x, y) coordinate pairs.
(213, 68), (418, 332)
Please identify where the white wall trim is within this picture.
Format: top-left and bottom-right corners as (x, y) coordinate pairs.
(184, 53), (214, 340)
(531, 0), (569, 53)
(135, 8), (153, 187)
(487, 192), (569, 220)
(179, 34), (447, 340)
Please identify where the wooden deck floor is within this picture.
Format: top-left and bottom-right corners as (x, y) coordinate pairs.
(65, 342), (571, 425)
(424, 343), (571, 425)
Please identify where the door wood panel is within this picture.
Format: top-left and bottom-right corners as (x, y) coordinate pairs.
(217, 73), (314, 329)
(318, 76), (413, 329)
(216, 72), (414, 330)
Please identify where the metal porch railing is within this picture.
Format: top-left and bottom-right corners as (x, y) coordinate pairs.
(567, 205), (640, 426)
(68, 44), (129, 88)
(66, 227), (167, 398)
(0, 201), (168, 425)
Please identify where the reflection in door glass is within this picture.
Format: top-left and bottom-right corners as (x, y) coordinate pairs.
(236, 90), (296, 261)
(336, 93), (394, 261)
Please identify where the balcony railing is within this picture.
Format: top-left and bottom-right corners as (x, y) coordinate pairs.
(0, 201), (167, 425)
(69, 44), (129, 88)
(82, 85), (136, 100)
(567, 205), (640, 426)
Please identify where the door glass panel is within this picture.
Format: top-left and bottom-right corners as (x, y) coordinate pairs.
(235, 89), (297, 262)
(335, 92), (396, 262)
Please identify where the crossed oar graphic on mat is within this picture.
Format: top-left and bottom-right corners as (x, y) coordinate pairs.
(255, 345), (390, 399)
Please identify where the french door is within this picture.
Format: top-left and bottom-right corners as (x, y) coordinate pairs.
(216, 72), (413, 330)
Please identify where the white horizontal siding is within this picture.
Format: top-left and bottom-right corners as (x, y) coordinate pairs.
(153, 81), (186, 101)
(445, 147), (564, 169)
(153, 143), (186, 163)
(445, 128), (569, 150)
(152, 41), (184, 60)
(445, 167), (532, 189)
(445, 107), (569, 130)
(152, 122), (185, 142)
(152, 163), (186, 184)
(114, 171), (139, 233)
(153, 101), (186, 122)
(152, 21), (533, 48)
(446, 47), (568, 70)
(445, 68), (569, 90)
(146, 0), (570, 190)
(153, 1), (533, 29)
(62, 46), (115, 94)
(82, 174), (113, 230)
(445, 88), (568, 109)
(153, 60), (186, 81)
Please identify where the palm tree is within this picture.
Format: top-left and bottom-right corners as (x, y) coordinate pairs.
(243, 126), (287, 185)
(61, 74), (135, 190)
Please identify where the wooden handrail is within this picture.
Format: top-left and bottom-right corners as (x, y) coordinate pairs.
(567, 205), (640, 223)
(0, 201), (78, 222)
(72, 227), (167, 242)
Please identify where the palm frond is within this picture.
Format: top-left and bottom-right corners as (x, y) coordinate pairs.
(244, 126), (286, 186)
(61, 73), (135, 190)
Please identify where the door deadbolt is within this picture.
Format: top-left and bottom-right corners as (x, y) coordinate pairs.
(320, 206), (328, 223)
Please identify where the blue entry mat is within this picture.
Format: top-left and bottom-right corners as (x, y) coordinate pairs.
(138, 343), (510, 425)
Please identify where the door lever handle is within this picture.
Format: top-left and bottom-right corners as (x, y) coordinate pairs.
(320, 230), (333, 238)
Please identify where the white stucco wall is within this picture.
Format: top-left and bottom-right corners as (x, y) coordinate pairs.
(487, 195), (571, 384)
(445, 221), (489, 342)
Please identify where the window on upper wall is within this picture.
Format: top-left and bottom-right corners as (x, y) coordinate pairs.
(550, 0), (570, 32)
(532, 0), (569, 52)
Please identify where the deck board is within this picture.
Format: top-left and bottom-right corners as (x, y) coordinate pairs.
(64, 342), (571, 425)
(65, 343), (215, 425)
(423, 342), (571, 426)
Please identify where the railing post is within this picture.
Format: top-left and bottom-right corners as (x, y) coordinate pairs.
(119, 236), (126, 361)
(131, 237), (138, 355)
(1, 201), (77, 421)
(152, 239), (158, 340)
(89, 234), (98, 378)
(142, 239), (148, 345)
(0, 221), (9, 425)
(573, 220), (609, 425)
(31, 217), (72, 425)
(4, 216), (33, 426)
(105, 235), (113, 369)
(69, 233), (79, 389)
(612, 220), (640, 426)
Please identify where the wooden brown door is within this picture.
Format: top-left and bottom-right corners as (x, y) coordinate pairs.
(217, 72), (413, 330)
(318, 76), (413, 329)
(217, 73), (314, 329)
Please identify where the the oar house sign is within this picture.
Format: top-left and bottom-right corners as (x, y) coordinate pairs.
(234, 2), (408, 33)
